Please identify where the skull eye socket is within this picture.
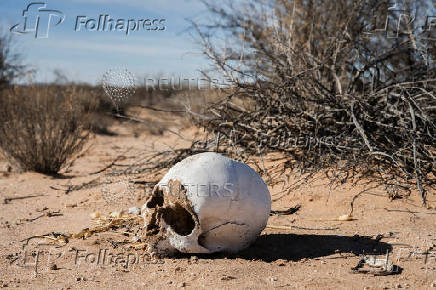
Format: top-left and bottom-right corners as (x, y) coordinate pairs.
(161, 203), (195, 236)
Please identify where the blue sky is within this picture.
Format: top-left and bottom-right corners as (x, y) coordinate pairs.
(0, 0), (210, 84)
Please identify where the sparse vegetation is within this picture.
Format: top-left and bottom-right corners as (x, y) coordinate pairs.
(0, 85), (95, 174)
(190, 0), (436, 204)
(0, 33), (26, 88)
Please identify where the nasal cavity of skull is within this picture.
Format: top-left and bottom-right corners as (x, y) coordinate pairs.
(161, 203), (195, 236)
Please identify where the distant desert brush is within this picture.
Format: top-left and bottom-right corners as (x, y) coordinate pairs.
(0, 85), (95, 174)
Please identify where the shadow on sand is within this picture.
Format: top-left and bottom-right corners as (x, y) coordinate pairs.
(234, 233), (392, 262)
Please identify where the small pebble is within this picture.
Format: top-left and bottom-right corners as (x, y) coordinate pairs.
(128, 207), (141, 215)
(178, 282), (186, 288)
(189, 256), (198, 264)
(90, 212), (101, 219)
(110, 211), (122, 218)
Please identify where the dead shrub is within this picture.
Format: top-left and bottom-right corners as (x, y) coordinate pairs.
(189, 0), (436, 204)
(0, 85), (95, 174)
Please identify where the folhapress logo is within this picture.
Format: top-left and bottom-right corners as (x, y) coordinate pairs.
(10, 2), (65, 39)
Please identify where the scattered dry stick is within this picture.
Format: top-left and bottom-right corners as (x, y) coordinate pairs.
(267, 225), (340, 231)
(3, 194), (45, 204)
(21, 214), (143, 248)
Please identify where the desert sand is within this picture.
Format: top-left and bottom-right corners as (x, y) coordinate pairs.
(0, 111), (435, 290)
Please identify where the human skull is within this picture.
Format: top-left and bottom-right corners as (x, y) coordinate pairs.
(141, 152), (271, 255)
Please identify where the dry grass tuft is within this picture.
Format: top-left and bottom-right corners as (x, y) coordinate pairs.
(0, 85), (95, 174)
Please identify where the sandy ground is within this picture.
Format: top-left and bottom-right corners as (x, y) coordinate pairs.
(0, 112), (435, 290)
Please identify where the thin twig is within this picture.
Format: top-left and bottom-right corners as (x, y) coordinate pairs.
(267, 225), (339, 231)
(3, 195), (45, 204)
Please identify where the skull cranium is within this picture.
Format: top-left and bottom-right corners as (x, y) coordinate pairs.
(141, 152), (271, 255)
